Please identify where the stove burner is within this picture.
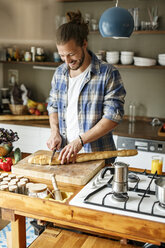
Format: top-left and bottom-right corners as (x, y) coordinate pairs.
(128, 173), (140, 183)
(156, 202), (165, 212)
(112, 192), (129, 202)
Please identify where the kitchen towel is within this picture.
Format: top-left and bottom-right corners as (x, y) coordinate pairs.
(0, 218), (37, 247)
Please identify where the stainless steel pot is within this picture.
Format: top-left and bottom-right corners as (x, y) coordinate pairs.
(100, 162), (129, 193)
(155, 178), (165, 204)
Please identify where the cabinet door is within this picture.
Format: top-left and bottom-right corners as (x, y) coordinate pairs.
(0, 124), (50, 153)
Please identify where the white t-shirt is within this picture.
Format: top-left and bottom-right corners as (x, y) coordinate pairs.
(66, 65), (91, 145)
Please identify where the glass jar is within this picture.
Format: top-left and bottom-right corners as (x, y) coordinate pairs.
(28, 183), (47, 198)
(9, 185), (18, 193)
(25, 182), (34, 195)
(18, 181), (26, 194)
(9, 174), (16, 180)
(3, 176), (11, 183)
(0, 185), (9, 191)
(24, 51), (32, 62)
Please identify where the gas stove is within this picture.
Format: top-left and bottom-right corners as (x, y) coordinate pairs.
(69, 168), (165, 223)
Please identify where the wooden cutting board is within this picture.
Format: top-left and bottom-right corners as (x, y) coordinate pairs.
(12, 150), (105, 185)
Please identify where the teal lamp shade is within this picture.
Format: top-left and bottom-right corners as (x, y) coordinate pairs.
(99, 7), (134, 38)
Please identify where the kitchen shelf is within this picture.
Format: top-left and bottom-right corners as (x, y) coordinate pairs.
(0, 60), (61, 67)
(90, 30), (165, 35)
(1, 61), (165, 70)
(114, 65), (165, 69)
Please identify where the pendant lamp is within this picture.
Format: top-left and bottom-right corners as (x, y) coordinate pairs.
(99, 0), (134, 39)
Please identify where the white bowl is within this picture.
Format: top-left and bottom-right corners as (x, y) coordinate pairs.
(106, 51), (119, 56)
(106, 55), (119, 59)
(120, 56), (133, 65)
(158, 54), (165, 58)
(134, 57), (156, 66)
(158, 59), (165, 66)
(106, 57), (119, 64)
(121, 51), (134, 56)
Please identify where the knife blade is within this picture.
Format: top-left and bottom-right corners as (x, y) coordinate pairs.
(50, 148), (56, 163)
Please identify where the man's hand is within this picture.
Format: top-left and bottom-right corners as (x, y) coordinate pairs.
(47, 132), (62, 151)
(58, 137), (82, 164)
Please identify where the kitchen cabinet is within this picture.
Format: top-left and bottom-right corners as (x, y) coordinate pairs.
(0, 123), (50, 153)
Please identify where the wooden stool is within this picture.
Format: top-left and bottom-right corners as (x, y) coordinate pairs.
(29, 227), (141, 248)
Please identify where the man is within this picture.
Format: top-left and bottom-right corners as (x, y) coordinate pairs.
(47, 10), (126, 164)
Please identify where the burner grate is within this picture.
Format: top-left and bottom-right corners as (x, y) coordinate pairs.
(83, 170), (165, 219)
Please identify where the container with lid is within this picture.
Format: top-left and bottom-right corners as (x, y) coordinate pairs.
(8, 181), (17, 187)
(1, 173), (8, 178)
(9, 174), (16, 179)
(1, 181), (8, 185)
(9, 185), (18, 193)
(20, 178), (29, 183)
(11, 178), (19, 184)
(18, 181), (26, 194)
(3, 176), (11, 183)
(16, 175), (24, 180)
(28, 183), (47, 198)
(25, 182), (34, 195)
(0, 185), (9, 191)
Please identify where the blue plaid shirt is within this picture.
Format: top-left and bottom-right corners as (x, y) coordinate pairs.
(47, 50), (126, 162)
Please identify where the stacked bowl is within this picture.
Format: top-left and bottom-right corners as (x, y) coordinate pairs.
(158, 54), (165, 66)
(106, 51), (119, 64)
(120, 51), (134, 65)
(133, 57), (156, 66)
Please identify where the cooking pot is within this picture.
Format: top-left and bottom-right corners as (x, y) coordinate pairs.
(155, 177), (165, 205)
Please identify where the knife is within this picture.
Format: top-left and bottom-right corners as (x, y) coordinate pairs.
(50, 148), (56, 164)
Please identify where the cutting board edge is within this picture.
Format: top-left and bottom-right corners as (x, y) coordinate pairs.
(12, 160), (105, 185)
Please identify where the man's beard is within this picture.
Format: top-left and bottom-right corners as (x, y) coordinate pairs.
(68, 49), (85, 71)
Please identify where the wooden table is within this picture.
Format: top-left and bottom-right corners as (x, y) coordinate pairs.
(0, 173), (165, 248)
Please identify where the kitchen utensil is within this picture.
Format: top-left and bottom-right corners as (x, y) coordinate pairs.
(155, 178), (165, 205)
(100, 161), (129, 193)
(50, 148), (56, 164)
(51, 174), (63, 201)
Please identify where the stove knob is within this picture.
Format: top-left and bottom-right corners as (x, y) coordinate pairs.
(149, 145), (155, 152)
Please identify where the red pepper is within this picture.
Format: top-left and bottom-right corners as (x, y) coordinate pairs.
(0, 156), (13, 172)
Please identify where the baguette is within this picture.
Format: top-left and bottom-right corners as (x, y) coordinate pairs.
(28, 149), (138, 165)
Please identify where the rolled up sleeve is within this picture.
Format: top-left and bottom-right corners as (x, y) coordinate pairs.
(103, 68), (126, 123)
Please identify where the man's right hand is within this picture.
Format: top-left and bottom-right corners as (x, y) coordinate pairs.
(47, 132), (62, 151)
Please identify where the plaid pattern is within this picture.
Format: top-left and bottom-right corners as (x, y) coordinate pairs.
(47, 50), (126, 160)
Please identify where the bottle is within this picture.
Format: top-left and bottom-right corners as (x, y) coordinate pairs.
(31, 47), (35, 62)
(129, 103), (136, 122)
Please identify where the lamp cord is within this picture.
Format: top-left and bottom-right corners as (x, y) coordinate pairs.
(116, 0), (118, 7)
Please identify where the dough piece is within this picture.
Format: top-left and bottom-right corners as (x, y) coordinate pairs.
(28, 149), (138, 165)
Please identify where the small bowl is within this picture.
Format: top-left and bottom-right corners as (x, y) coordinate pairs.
(106, 51), (119, 56)
(120, 56), (133, 65)
(158, 59), (165, 66)
(106, 57), (119, 64)
(121, 51), (134, 56)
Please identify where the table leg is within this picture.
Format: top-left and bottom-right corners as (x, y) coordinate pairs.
(11, 215), (26, 248)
